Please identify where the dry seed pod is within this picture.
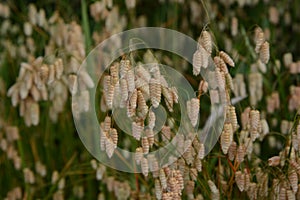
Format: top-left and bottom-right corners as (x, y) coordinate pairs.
(136, 65), (151, 82)
(200, 45), (210, 69)
(39, 64), (49, 82)
(286, 189), (295, 200)
(141, 157), (149, 177)
(279, 187), (286, 200)
(23, 168), (35, 184)
(30, 101), (40, 126)
(132, 121), (143, 140)
(110, 63), (119, 85)
(148, 109), (156, 129)
(236, 145), (245, 163)
(192, 50), (202, 76)
(155, 179), (162, 200)
(149, 78), (161, 108)
(103, 116), (111, 132)
(129, 89), (138, 109)
(198, 80), (208, 94)
(259, 41), (270, 64)
(109, 128), (118, 147)
(142, 137), (149, 153)
(250, 109), (260, 140)
(198, 143), (205, 159)
(225, 73), (234, 91)
(120, 60), (130, 78)
(187, 98), (200, 127)
(159, 169), (167, 189)
(235, 171), (245, 192)
(220, 51), (235, 67)
(135, 147), (143, 165)
(137, 90), (148, 118)
(229, 106), (238, 131)
(120, 78), (128, 104)
(208, 180), (219, 194)
(215, 67), (225, 91)
(268, 156), (280, 166)
(105, 138), (115, 158)
(126, 70), (135, 93)
(254, 27), (265, 53)
(214, 56), (227, 73)
(68, 74), (78, 95)
(289, 170), (298, 193)
(145, 128), (154, 147)
(221, 123), (233, 154)
(195, 157), (202, 172)
(200, 30), (212, 54)
(174, 170), (184, 191)
(54, 59), (64, 79)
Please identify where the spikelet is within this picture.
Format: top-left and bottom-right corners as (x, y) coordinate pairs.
(221, 123), (233, 154)
(135, 147), (143, 165)
(105, 138), (115, 158)
(109, 128), (118, 148)
(268, 156), (280, 166)
(132, 121), (143, 140)
(198, 80), (208, 94)
(220, 51), (235, 67)
(254, 27), (265, 53)
(155, 179), (162, 200)
(30, 101), (40, 126)
(236, 144), (245, 163)
(159, 169), (167, 189)
(288, 170), (298, 193)
(126, 70), (135, 93)
(53, 59), (63, 80)
(150, 64), (161, 79)
(103, 116), (111, 132)
(23, 168), (35, 184)
(149, 78), (161, 108)
(187, 98), (200, 127)
(192, 50), (202, 76)
(120, 78), (128, 106)
(279, 187), (286, 200)
(39, 64), (49, 83)
(286, 189), (295, 200)
(259, 41), (270, 64)
(200, 45), (210, 69)
(120, 60), (130, 78)
(128, 89), (138, 110)
(145, 128), (154, 147)
(198, 143), (205, 159)
(148, 109), (156, 129)
(137, 90), (148, 119)
(141, 157), (149, 177)
(200, 30), (212, 54)
(208, 180), (219, 199)
(215, 67), (225, 91)
(290, 160), (300, 175)
(174, 170), (184, 191)
(235, 171), (245, 192)
(250, 109), (260, 141)
(244, 170), (251, 191)
(142, 137), (149, 153)
(162, 87), (174, 112)
(136, 65), (151, 82)
(229, 106), (238, 131)
(68, 74), (78, 95)
(106, 83), (115, 109)
(194, 157), (202, 172)
(214, 56), (227, 73)
(110, 63), (119, 85)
